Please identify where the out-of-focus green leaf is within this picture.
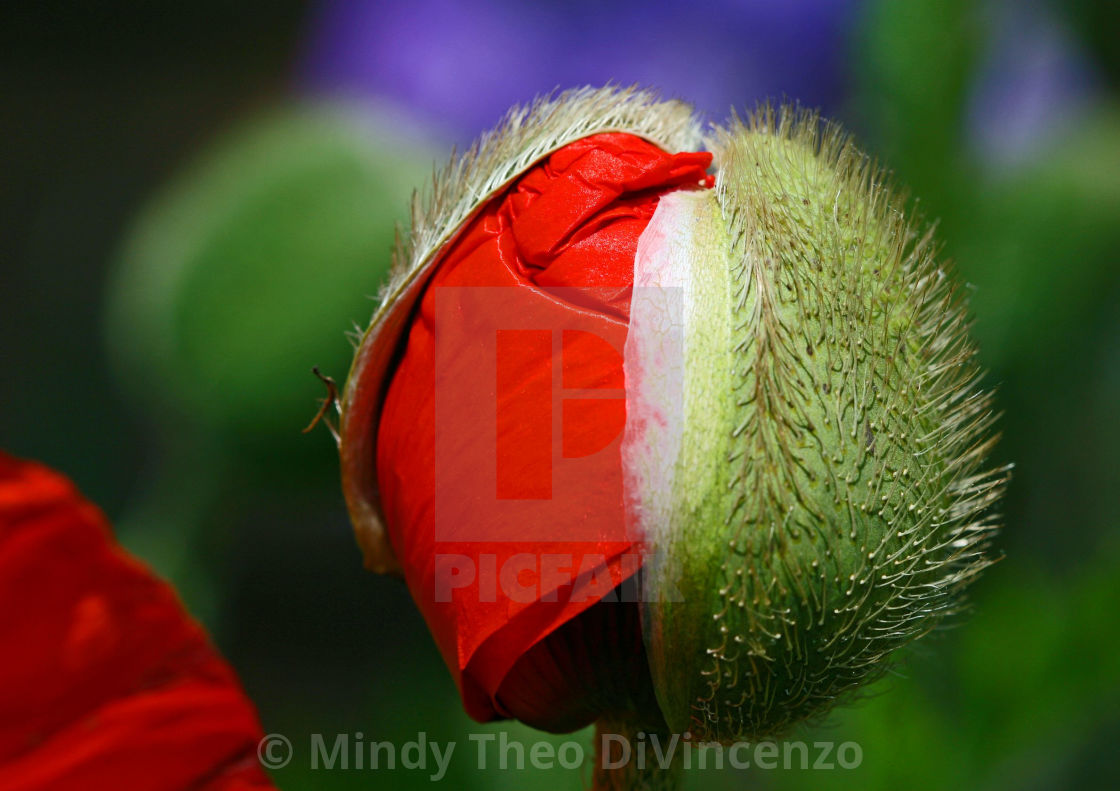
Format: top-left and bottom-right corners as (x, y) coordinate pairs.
(851, 0), (980, 211)
(105, 102), (435, 456)
(958, 107), (1120, 368)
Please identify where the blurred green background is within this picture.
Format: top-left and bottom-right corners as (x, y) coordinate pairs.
(1, 0), (1118, 789)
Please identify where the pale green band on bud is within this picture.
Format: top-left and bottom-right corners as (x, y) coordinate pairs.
(624, 107), (1006, 743)
(624, 188), (732, 563)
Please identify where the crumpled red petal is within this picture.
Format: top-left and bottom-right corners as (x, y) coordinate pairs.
(0, 452), (275, 791)
(376, 133), (711, 723)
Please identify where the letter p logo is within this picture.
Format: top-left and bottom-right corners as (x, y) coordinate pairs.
(495, 328), (626, 500)
(433, 286), (629, 545)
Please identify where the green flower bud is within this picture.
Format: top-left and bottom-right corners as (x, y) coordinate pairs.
(624, 107), (1006, 742)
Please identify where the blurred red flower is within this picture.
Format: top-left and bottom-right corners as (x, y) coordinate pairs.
(0, 452), (274, 791)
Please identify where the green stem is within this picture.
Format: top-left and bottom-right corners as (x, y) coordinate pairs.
(592, 718), (683, 791)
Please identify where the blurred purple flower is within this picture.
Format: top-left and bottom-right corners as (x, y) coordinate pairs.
(297, 0), (861, 142)
(968, 0), (1100, 167)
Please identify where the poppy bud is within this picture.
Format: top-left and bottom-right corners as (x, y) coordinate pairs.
(337, 86), (1005, 754)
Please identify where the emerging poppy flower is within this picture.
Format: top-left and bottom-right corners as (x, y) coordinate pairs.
(0, 452), (275, 791)
(337, 86), (1005, 782)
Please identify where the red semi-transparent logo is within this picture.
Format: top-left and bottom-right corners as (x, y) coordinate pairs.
(433, 286), (638, 542)
(431, 285), (659, 604)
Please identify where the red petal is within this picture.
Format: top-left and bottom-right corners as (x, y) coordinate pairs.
(376, 134), (711, 724)
(0, 452), (275, 791)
